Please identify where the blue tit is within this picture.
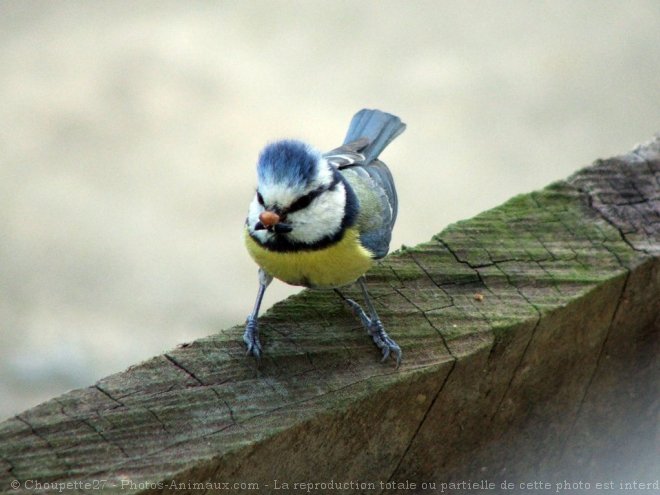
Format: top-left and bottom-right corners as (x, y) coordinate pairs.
(243, 109), (406, 364)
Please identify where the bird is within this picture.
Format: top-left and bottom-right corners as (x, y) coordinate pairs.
(243, 109), (406, 364)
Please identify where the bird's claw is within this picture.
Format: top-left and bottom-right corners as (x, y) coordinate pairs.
(369, 318), (402, 367)
(346, 298), (402, 366)
(243, 317), (262, 360)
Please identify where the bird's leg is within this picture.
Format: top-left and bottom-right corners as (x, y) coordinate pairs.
(243, 269), (273, 359)
(336, 277), (402, 366)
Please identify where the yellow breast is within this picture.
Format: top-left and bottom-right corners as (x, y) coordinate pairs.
(244, 227), (374, 288)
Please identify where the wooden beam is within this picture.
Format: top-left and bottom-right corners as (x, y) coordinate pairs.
(1, 138), (658, 494)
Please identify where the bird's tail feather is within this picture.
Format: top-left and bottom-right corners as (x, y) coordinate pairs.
(343, 109), (406, 164)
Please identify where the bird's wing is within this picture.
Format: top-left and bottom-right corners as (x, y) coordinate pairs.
(340, 160), (397, 259)
(323, 138), (369, 168)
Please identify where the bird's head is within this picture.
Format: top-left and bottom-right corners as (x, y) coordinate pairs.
(246, 140), (348, 246)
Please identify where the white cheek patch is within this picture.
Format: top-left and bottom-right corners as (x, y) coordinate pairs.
(286, 183), (347, 244)
(247, 195), (263, 226)
(246, 195), (274, 242)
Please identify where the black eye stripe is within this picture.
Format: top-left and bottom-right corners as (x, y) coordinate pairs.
(256, 191), (265, 206)
(285, 176), (340, 214)
(287, 190), (319, 213)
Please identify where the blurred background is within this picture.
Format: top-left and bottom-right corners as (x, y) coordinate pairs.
(1, 0), (658, 420)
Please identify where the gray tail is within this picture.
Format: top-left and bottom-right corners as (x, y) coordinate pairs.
(343, 109), (406, 164)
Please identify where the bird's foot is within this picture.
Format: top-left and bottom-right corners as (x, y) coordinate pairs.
(345, 298), (402, 366)
(368, 317), (402, 366)
(243, 316), (262, 360)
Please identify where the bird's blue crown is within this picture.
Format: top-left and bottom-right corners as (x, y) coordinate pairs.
(257, 140), (321, 188)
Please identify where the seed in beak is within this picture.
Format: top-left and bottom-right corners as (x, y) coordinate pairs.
(259, 211), (280, 227)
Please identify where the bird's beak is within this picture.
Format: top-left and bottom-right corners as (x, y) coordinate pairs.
(259, 211), (280, 227)
(256, 210), (293, 234)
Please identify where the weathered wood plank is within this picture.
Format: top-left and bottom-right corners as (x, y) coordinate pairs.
(1, 138), (658, 494)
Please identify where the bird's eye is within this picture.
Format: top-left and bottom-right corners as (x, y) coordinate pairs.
(288, 192), (314, 213)
(285, 175), (340, 214)
(256, 191), (265, 206)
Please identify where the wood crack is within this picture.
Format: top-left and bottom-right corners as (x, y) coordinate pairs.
(407, 250), (457, 305)
(382, 359), (457, 492)
(93, 384), (124, 409)
(560, 268), (631, 456)
(53, 398), (130, 459)
(489, 313), (542, 425)
(575, 184), (653, 256)
(13, 414), (73, 477)
(390, 285), (456, 359)
(164, 353), (207, 386)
